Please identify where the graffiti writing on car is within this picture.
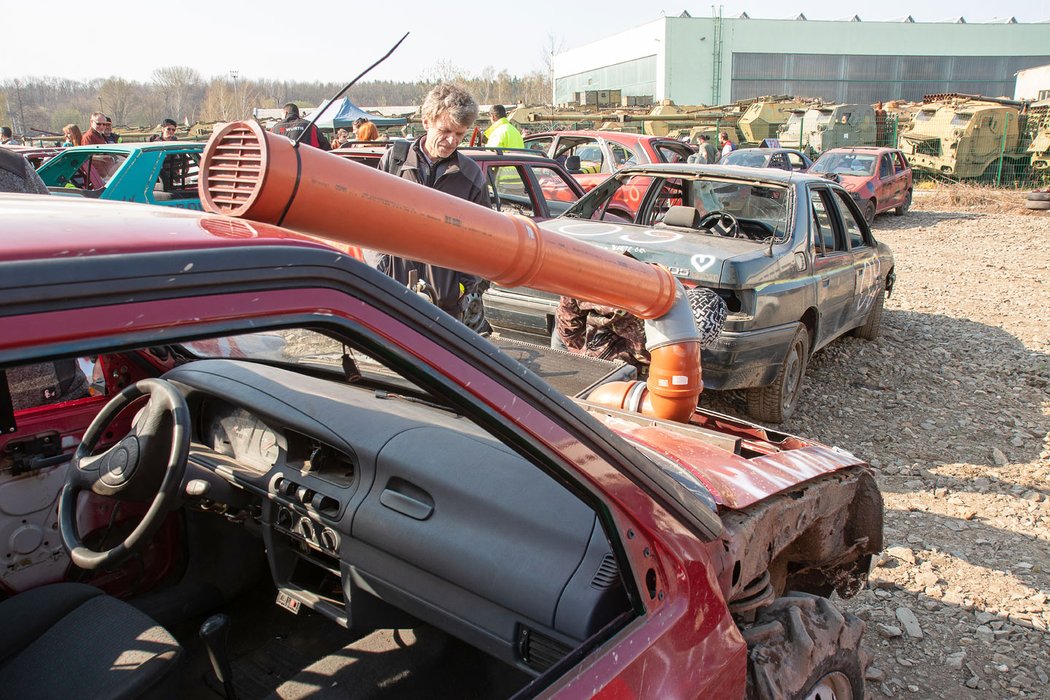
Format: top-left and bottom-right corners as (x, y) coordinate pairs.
(557, 223), (682, 245)
(691, 254), (718, 272)
(854, 259), (882, 315)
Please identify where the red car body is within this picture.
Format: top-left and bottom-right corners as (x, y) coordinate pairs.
(810, 146), (913, 223)
(0, 179), (878, 696)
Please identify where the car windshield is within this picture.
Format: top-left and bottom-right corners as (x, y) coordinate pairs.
(721, 151), (770, 167)
(810, 153), (877, 176)
(564, 172), (791, 241)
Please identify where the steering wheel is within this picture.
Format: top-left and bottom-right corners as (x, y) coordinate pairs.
(699, 210), (742, 238)
(59, 379), (190, 570)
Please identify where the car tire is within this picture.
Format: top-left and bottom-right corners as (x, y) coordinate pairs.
(894, 189), (911, 216)
(1024, 199), (1050, 210)
(743, 592), (867, 700)
(746, 325), (809, 424)
(1025, 192), (1050, 202)
(852, 286), (885, 340)
(862, 200), (875, 226)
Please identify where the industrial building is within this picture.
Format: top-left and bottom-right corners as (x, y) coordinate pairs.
(553, 12), (1050, 107)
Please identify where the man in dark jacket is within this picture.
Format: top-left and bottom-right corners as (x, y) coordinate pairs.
(270, 103), (330, 151)
(376, 83), (491, 331)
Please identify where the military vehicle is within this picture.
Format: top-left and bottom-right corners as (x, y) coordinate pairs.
(1025, 99), (1050, 176)
(778, 104), (876, 156)
(737, 98), (810, 144)
(899, 93), (1026, 180)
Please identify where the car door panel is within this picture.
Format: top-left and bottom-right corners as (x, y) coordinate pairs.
(809, 187), (855, 349)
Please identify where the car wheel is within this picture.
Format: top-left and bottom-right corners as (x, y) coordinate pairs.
(894, 189), (911, 216)
(862, 200), (876, 226)
(852, 287), (885, 340)
(746, 326), (809, 424)
(743, 592), (867, 700)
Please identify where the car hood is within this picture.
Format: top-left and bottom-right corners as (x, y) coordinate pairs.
(540, 218), (773, 286)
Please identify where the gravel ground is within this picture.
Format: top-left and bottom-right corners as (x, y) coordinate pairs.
(709, 201), (1049, 698)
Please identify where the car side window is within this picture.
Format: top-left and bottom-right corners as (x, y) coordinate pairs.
(879, 155), (893, 179)
(892, 152), (909, 172)
(154, 152), (200, 200)
(487, 165), (534, 218)
(810, 189), (841, 256)
(787, 152), (806, 170)
(609, 144), (637, 170)
(564, 142), (603, 174)
(831, 191), (867, 250)
(526, 137), (553, 156)
(769, 153), (789, 171)
(531, 165), (581, 216)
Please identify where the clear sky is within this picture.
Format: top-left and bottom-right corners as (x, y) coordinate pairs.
(2, 0), (1048, 85)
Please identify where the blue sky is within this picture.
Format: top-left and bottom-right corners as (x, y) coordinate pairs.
(2, 0), (1047, 84)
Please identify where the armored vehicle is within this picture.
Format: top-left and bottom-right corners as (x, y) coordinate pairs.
(737, 99), (810, 145)
(779, 104), (876, 156)
(1026, 99), (1050, 176)
(899, 94), (1025, 180)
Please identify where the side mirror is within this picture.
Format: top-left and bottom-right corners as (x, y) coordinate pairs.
(564, 155), (582, 173)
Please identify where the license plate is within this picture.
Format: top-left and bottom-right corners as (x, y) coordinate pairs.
(276, 591), (301, 614)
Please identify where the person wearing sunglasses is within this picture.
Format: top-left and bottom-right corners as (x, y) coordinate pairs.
(81, 112), (108, 145)
(149, 118), (179, 142)
(101, 117), (119, 144)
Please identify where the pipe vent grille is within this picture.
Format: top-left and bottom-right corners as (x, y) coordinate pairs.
(202, 124), (264, 214)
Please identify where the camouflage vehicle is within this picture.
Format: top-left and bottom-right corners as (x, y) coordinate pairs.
(899, 94), (1025, 180)
(779, 104), (876, 156)
(737, 99), (810, 145)
(1026, 99), (1050, 176)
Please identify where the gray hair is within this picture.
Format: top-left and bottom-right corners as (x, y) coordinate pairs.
(421, 83), (479, 127)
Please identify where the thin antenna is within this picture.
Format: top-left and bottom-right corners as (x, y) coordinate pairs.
(293, 32), (410, 148)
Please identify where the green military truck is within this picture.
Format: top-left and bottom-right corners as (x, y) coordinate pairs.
(778, 104), (876, 156)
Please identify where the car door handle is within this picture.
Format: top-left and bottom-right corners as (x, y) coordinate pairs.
(380, 485), (434, 520)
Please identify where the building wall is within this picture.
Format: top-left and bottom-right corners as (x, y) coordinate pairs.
(556, 16), (1050, 107)
(1015, 64), (1050, 101)
(553, 20), (665, 105)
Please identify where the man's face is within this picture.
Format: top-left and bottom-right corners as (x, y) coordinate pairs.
(102, 120), (113, 134)
(337, 129), (348, 140)
(162, 125), (177, 139)
(91, 116), (106, 133)
(422, 113), (469, 160)
(284, 108), (296, 120)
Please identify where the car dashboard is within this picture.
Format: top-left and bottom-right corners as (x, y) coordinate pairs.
(167, 359), (630, 675)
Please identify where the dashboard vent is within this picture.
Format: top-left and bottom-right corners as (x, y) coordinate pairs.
(519, 627), (572, 672)
(590, 554), (620, 589)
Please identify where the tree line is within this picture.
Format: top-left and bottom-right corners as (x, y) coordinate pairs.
(0, 64), (553, 136)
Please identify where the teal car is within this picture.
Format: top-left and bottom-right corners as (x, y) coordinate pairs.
(36, 142), (203, 210)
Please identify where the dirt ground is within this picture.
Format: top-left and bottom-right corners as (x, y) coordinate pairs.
(707, 194), (1049, 698)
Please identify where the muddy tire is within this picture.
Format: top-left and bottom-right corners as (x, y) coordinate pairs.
(894, 189), (911, 216)
(862, 200), (875, 226)
(853, 287), (885, 340)
(1024, 199), (1050, 210)
(1025, 192), (1050, 202)
(743, 592), (867, 700)
(746, 326), (809, 423)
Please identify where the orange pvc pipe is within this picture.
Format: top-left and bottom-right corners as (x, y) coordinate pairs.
(198, 121), (702, 422)
(199, 121), (677, 321)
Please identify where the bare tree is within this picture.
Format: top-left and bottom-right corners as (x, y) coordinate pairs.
(152, 66), (203, 122)
(98, 77), (137, 125)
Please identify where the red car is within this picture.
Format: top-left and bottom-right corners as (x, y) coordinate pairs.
(810, 147), (913, 224)
(524, 130), (695, 191)
(0, 121), (880, 699)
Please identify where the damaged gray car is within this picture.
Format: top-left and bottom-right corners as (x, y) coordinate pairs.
(484, 164), (895, 423)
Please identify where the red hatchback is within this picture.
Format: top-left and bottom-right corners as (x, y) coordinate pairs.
(810, 147), (913, 224)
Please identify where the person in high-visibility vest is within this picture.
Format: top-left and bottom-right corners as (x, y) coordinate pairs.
(484, 104), (524, 149)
